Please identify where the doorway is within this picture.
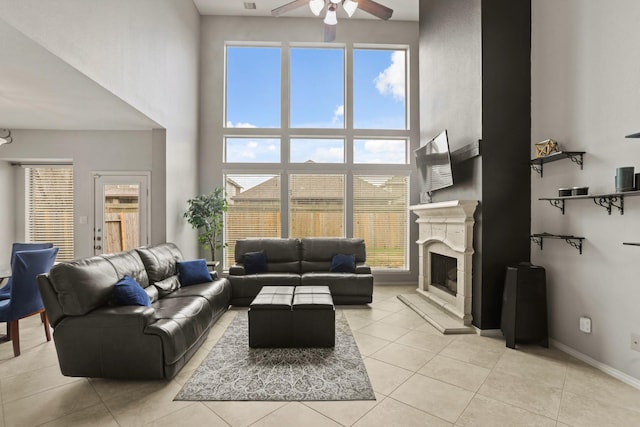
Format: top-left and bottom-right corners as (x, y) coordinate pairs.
(93, 172), (149, 255)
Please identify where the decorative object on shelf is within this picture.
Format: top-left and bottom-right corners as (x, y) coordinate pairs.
(615, 166), (635, 192)
(183, 187), (228, 263)
(572, 186), (588, 196)
(535, 139), (560, 158)
(0, 129), (13, 146)
(530, 233), (584, 254)
(558, 188), (572, 197)
(625, 132), (640, 138)
(530, 151), (584, 177)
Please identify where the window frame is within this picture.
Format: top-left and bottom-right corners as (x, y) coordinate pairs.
(222, 42), (412, 271)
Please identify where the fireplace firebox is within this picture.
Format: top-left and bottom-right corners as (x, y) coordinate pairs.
(430, 253), (457, 296)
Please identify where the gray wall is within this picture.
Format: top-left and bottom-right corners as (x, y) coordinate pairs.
(0, 130), (166, 259)
(419, 0), (531, 329)
(0, 0), (201, 257)
(532, 0), (640, 382)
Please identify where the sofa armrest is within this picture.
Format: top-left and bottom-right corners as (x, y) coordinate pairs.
(229, 264), (246, 275)
(78, 306), (157, 329)
(355, 263), (371, 274)
(209, 270), (219, 280)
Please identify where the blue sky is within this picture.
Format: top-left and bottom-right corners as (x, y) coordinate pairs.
(225, 46), (407, 178)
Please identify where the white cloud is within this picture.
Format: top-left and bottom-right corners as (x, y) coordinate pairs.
(226, 121), (257, 128)
(247, 141), (258, 148)
(333, 104), (344, 124)
(374, 51), (406, 100)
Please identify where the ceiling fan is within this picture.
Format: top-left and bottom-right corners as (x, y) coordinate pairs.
(272, 0), (394, 42)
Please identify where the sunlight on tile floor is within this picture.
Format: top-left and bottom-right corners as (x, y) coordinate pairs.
(1, 285), (639, 426)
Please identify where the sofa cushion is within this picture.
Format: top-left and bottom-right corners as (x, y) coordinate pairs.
(330, 254), (355, 273)
(243, 250), (268, 274)
(300, 238), (367, 273)
(112, 275), (151, 307)
(301, 272), (374, 298)
(154, 276), (181, 298)
(230, 273), (300, 305)
(177, 259), (212, 286)
(101, 250), (150, 288)
(136, 243), (183, 283)
(144, 296), (213, 365)
(48, 256), (119, 316)
(234, 238), (300, 274)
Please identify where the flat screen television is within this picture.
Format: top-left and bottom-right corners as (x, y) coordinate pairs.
(415, 130), (454, 198)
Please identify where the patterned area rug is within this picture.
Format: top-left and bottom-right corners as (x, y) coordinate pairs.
(174, 311), (375, 401)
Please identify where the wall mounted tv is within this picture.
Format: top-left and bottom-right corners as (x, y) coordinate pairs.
(415, 130), (454, 197)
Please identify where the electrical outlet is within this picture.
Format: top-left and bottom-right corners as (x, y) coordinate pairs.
(579, 316), (592, 333)
(631, 333), (640, 352)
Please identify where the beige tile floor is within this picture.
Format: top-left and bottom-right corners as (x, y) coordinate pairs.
(1, 285), (640, 426)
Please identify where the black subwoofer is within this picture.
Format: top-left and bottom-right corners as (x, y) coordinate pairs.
(501, 263), (548, 349)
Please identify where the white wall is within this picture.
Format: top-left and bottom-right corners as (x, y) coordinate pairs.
(0, 161), (14, 264)
(532, 0), (640, 381)
(0, 130), (166, 259)
(0, 0), (201, 257)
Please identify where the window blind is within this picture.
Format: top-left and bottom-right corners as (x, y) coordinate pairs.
(25, 167), (74, 261)
(224, 174), (281, 269)
(354, 175), (408, 269)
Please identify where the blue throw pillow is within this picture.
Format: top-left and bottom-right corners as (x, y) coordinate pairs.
(177, 259), (213, 287)
(330, 254), (356, 273)
(243, 250), (268, 274)
(113, 275), (151, 307)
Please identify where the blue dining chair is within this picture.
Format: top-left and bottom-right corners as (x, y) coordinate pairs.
(0, 242), (53, 301)
(0, 247), (58, 356)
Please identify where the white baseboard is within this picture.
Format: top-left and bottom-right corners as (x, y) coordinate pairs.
(551, 338), (640, 391)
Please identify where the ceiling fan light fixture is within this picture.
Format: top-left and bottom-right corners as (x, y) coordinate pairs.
(309, 0), (325, 16)
(329, 0), (341, 4)
(324, 6), (338, 25)
(343, 0), (358, 17)
(0, 129), (12, 146)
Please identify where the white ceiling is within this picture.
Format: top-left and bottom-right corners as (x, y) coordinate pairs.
(0, 1), (418, 133)
(193, 0), (418, 21)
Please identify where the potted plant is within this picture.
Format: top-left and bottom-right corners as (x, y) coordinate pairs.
(183, 187), (228, 263)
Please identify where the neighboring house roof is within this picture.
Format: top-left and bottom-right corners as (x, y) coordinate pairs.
(231, 174), (406, 204)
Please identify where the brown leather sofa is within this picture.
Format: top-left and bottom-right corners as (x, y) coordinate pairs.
(228, 237), (373, 306)
(36, 243), (231, 379)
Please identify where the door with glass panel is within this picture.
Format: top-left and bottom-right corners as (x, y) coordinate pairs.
(93, 173), (149, 255)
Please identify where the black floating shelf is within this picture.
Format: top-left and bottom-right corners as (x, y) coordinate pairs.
(623, 242), (640, 246)
(625, 132), (640, 138)
(530, 151), (585, 177)
(531, 233), (585, 254)
(539, 190), (640, 215)
(530, 233), (584, 255)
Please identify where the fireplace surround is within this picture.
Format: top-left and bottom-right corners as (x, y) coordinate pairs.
(410, 200), (478, 326)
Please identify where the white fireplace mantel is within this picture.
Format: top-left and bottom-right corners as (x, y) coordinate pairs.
(410, 200), (478, 325)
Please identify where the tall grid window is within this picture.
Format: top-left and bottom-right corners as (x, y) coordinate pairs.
(25, 166), (74, 261)
(223, 44), (410, 270)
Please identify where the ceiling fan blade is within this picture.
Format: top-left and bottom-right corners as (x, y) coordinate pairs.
(357, 0), (393, 20)
(271, 0), (310, 17)
(324, 24), (337, 42)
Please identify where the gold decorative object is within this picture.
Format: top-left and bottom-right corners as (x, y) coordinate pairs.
(535, 139), (559, 157)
